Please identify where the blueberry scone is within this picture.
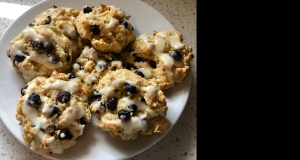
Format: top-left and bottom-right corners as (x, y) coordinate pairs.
(123, 30), (194, 90)
(33, 5), (83, 59)
(74, 4), (135, 53)
(15, 71), (91, 154)
(72, 46), (124, 89)
(7, 25), (73, 82)
(90, 69), (168, 140)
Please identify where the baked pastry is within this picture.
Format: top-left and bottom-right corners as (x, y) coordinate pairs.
(33, 6), (83, 59)
(91, 69), (168, 140)
(74, 4), (135, 53)
(15, 71), (91, 154)
(7, 25), (73, 82)
(123, 30), (194, 89)
(72, 46), (124, 89)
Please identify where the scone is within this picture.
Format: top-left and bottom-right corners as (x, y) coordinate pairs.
(91, 69), (168, 140)
(7, 25), (73, 82)
(123, 30), (194, 89)
(74, 4), (135, 53)
(33, 6), (83, 59)
(15, 71), (91, 154)
(72, 46), (125, 89)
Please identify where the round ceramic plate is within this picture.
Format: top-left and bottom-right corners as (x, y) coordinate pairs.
(0, 0), (192, 159)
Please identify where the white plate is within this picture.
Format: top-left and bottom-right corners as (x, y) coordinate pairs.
(0, 0), (192, 159)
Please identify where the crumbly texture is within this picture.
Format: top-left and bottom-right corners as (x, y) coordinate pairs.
(33, 6), (83, 59)
(15, 72), (91, 155)
(72, 46), (125, 89)
(123, 30), (194, 90)
(74, 4), (136, 53)
(91, 69), (168, 140)
(7, 25), (73, 82)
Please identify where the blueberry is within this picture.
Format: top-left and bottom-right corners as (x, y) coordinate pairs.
(32, 41), (44, 51)
(134, 70), (144, 78)
(83, 6), (93, 13)
(27, 93), (41, 108)
(43, 42), (53, 53)
(48, 54), (60, 64)
(66, 54), (70, 62)
(13, 55), (26, 67)
(141, 97), (145, 102)
(125, 63), (137, 70)
(105, 98), (118, 111)
(149, 60), (156, 69)
(56, 91), (71, 103)
(128, 104), (137, 112)
(89, 91), (101, 104)
(52, 5), (57, 8)
(59, 129), (73, 140)
(79, 117), (86, 125)
(49, 105), (60, 117)
(21, 85), (28, 96)
(44, 16), (52, 25)
(90, 25), (100, 35)
(135, 56), (144, 62)
(68, 73), (76, 79)
(118, 109), (131, 122)
(121, 21), (128, 28)
(124, 83), (137, 94)
(29, 23), (34, 27)
(169, 50), (182, 60)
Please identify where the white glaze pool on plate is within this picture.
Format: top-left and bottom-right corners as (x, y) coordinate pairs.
(0, 0), (192, 159)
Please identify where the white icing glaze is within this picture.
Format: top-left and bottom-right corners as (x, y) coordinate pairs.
(98, 85), (116, 98)
(45, 78), (79, 93)
(42, 8), (61, 21)
(84, 74), (97, 85)
(141, 86), (158, 101)
(138, 68), (151, 79)
(28, 50), (63, 69)
(139, 34), (175, 83)
(62, 23), (77, 39)
(104, 18), (119, 31)
(122, 117), (148, 133)
(168, 34), (184, 49)
(22, 27), (45, 42)
(45, 136), (63, 154)
(73, 63), (80, 72)
(91, 101), (105, 113)
(85, 13), (96, 19)
(81, 47), (99, 62)
(9, 40), (28, 62)
(110, 61), (122, 69)
(96, 60), (107, 72)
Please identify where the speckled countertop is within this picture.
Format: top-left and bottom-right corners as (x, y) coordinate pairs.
(0, 0), (196, 159)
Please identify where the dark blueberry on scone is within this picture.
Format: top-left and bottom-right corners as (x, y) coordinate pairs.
(124, 83), (137, 94)
(169, 50), (182, 60)
(49, 105), (61, 117)
(105, 97), (118, 111)
(43, 42), (54, 53)
(13, 55), (26, 67)
(134, 70), (144, 78)
(128, 104), (137, 113)
(90, 91), (101, 104)
(68, 73), (76, 79)
(121, 21), (128, 28)
(59, 129), (73, 140)
(149, 60), (156, 69)
(118, 109), (131, 122)
(21, 85), (28, 96)
(29, 23), (34, 27)
(27, 93), (41, 108)
(48, 54), (60, 64)
(90, 25), (100, 35)
(83, 6), (93, 13)
(52, 5), (57, 8)
(32, 41), (44, 51)
(79, 117), (86, 125)
(56, 91), (71, 103)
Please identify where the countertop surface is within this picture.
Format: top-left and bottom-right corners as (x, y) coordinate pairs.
(0, 0), (196, 159)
